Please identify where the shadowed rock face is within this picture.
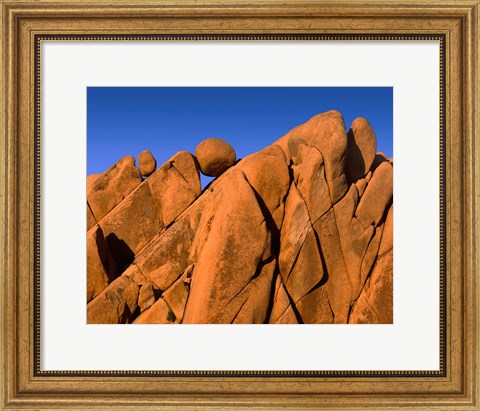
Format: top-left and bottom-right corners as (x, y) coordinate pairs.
(86, 110), (393, 324)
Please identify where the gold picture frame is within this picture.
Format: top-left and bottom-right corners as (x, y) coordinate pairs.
(1, 0), (478, 409)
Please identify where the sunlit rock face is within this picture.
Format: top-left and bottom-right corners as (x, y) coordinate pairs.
(86, 111), (393, 324)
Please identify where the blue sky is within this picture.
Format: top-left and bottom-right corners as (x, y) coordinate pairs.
(87, 87), (393, 187)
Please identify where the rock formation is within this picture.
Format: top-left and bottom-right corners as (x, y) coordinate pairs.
(86, 111), (393, 324)
(195, 138), (236, 177)
(138, 149), (156, 177)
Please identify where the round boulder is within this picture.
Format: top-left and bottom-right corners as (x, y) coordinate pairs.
(346, 117), (377, 181)
(195, 138), (236, 177)
(138, 150), (156, 177)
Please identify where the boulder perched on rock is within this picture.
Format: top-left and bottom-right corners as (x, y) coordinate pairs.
(87, 110), (393, 324)
(195, 138), (236, 177)
(138, 150), (157, 176)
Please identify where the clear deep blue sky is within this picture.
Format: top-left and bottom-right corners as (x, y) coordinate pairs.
(87, 87), (393, 188)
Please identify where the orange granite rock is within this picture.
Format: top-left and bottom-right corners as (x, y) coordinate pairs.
(86, 110), (393, 325)
(138, 150), (157, 177)
(88, 156), (142, 222)
(355, 161), (393, 228)
(86, 225), (118, 302)
(276, 110), (349, 204)
(147, 151), (200, 226)
(237, 145), (290, 215)
(182, 170), (271, 324)
(87, 273), (140, 324)
(133, 298), (177, 324)
(349, 249), (393, 324)
(99, 182), (163, 270)
(87, 174), (101, 195)
(86, 203), (96, 231)
(195, 138), (236, 177)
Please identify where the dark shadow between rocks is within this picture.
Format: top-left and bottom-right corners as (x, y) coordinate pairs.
(249, 186), (281, 257)
(370, 153), (388, 173)
(191, 154), (201, 173)
(346, 129), (365, 182)
(106, 233), (135, 274)
(312, 227), (329, 289)
(264, 268), (280, 324)
(119, 303), (133, 324)
(94, 226), (119, 283)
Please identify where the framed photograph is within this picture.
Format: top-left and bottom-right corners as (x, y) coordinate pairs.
(1, 0), (478, 409)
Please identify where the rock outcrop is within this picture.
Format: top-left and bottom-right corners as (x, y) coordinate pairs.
(195, 138), (236, 177)
(138, 149), (156, 177)
(87, 111), (393, 324)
